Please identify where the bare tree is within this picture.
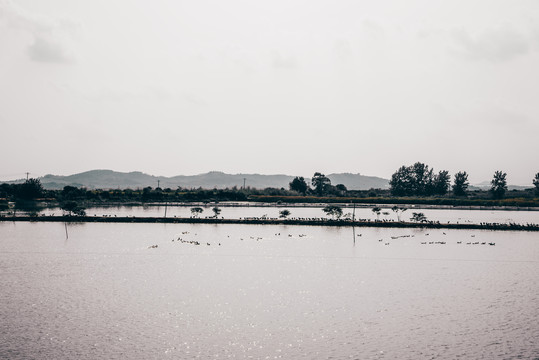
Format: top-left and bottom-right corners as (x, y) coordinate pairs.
(391, 206), (407, 221)
(372, 206), (381, 220)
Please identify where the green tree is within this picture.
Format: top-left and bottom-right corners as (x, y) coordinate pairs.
(389, 166), (412, 196)
(411, 162), (434, 195)
(410, 212), (427, 223)
(212, 206), (221, 218)
(490, 171), (508, 199)
(335, 184), (347, 196)
(142, 186), (153, 201)
(16, 178), (44, 200)
(312, 172), (331, 196)
(533, 172), (539, 196)
(322, 205), (342, 219)
(60, 201), (86, 216)
(433, 170), (450, 195)
(61, 185), (85, 200)
(452, 171), (469, 196)
(391, 162), (441, 196)
(190, 207), (204, 218)
(279, 209), (291, 219)
(289, 176), (308, 195)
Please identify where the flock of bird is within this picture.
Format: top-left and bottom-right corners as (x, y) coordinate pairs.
(147, 230), (495, 249)
(148, 231), (312, 248)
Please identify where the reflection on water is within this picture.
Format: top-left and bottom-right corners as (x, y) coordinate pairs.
(0, 222), (538, 359)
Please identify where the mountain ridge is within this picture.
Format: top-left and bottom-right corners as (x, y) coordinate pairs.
(6, 170), (390, 190)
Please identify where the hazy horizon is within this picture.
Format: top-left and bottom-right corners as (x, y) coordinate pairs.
(1, 0), (538, 185)
(1, 168), (535, 188)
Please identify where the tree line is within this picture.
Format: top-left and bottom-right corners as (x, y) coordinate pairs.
(389, 162), (539, 199)
(288, 172), (349, 196)
(1, 169), (538, 210)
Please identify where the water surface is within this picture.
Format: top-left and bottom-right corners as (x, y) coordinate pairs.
(1, 222), (538, 359)
(32, 204), (539, 225)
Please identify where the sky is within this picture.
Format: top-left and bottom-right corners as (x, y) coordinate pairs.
(1, 0), (538, 185)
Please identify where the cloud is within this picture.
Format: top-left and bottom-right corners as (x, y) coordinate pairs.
(272, 51), (297, 69)
(333, 39), (354, 62)
(476, 106), (530, 127)
(452, 25), (529, 62)
(27, 36), (73, 63)
(0, 0), (79, 63)
(533, 24), (539, 49)
(361, 19), (386, 41)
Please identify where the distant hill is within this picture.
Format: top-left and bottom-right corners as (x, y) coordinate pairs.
(472, 181), (531, 191)
(5, 170), (390, 190)
(326, 173), (389, 191)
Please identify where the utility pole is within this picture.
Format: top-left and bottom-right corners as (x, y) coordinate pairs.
(243, 178), (246, 189)
(157, 179), (160, 189)
(25, 172), (30, 180)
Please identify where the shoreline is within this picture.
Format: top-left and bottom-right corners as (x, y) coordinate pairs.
(5, 200), (539, 211)
(2, 215), (538, 231)
(143, 202), (539, 211)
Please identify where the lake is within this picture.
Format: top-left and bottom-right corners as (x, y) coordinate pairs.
(32, 204), (539, 225)
(1, 219), (538, 359)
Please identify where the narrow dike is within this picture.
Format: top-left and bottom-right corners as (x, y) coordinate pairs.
(2, 216), (538, 231)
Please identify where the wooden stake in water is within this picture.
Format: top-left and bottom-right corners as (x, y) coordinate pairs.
(65, 222), (69, 239)
(352, 203), (356, 245)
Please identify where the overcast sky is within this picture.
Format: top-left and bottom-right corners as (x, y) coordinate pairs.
(1, 0), (538, 185)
